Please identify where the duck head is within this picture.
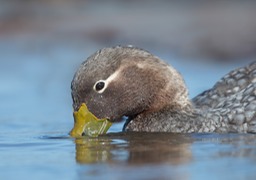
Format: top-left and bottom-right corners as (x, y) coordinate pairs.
(71, 46), (191, 130)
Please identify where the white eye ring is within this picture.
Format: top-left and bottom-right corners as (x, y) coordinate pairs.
(92, 69), (120, 94)
(93, 80), (107, 93)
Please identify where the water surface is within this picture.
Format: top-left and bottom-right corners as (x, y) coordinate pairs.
(0, 42), (255, 179)
(1, 1), (256, 179)
(1, 131), (256, 180)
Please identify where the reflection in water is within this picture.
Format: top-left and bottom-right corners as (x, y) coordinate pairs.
(74, 133), (256, 165)
(74, 132), (193, 165)
(194, 134), (256, 160)
(75, 137), (113, 164)
(73, 133), (256, 179)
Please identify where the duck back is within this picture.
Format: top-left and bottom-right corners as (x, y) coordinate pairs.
(193, 62), (256, 133)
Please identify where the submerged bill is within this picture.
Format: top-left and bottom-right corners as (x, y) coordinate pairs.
(70, 103), (112, 137)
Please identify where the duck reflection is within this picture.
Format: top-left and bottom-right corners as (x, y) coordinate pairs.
(75, 137), (113, 164)
(74, 132), (193, 165)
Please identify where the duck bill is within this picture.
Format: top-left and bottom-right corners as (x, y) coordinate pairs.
(69, 103), (94, 137)
(69, 103), (112, 137)
(69, 116), (86, 137)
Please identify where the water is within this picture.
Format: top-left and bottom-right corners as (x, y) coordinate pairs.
(1, 41), (255, 180)
(0, 37), (255, 179)
(1, 1), (256, 179)
(1, 131), (256, 180)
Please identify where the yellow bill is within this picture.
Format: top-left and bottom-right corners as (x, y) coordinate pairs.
(70, 103), (112, 137)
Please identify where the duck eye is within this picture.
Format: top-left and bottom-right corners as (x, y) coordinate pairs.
(95, 81), (105, 91)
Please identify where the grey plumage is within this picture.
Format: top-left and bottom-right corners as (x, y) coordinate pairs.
(193, 62), (256, 133)
(71, 46), (256, 133)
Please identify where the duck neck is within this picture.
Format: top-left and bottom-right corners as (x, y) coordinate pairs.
(123, 104), (222, 133)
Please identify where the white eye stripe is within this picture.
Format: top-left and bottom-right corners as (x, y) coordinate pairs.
(93, 69), (121, 94)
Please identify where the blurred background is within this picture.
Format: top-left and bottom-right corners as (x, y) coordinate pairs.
(0, 0), (256, 133)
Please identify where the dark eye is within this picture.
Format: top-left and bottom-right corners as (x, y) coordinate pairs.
(95, 81), (105, 91)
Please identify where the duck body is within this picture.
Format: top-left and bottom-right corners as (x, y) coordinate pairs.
(71, 46), (256, 133)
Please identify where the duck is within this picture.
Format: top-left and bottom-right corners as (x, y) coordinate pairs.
(71, 46), (256, 133)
